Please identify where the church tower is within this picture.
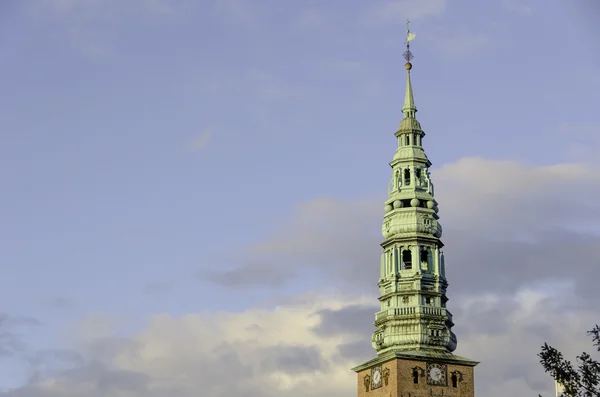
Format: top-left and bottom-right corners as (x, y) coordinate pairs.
(352, 22), (478, 397)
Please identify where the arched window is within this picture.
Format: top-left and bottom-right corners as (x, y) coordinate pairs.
(413, 369), (419, 384)
(404, 168), (411, 186)
(452, 373), (458, 388)
(405, 135), (410, 146)
(402, 250), (412, 270)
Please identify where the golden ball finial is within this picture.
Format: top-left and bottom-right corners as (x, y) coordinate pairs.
(405, 62), (412, 70)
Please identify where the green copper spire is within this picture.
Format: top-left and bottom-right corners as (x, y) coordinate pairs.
(372, 21), (460, 357)
(351, 21), (479, 383)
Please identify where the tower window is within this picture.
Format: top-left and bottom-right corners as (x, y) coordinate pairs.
(404, 169), (411, 185)
(414, 134), (418, 146)
(413, 368), (419, 384)
(452, 373), (458, 388)
(425, 296), (431, 305)
(420, 249), (429, 270)
(402, 250), (412, 270)
(405, 135), (410, 145)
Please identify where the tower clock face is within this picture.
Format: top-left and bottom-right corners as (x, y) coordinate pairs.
(426, 363), (447, 386)
(371, 365), (382, 389)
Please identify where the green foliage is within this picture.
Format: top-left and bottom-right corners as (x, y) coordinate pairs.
(538, 325), (600, 397)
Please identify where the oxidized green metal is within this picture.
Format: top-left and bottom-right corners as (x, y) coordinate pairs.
(373, 60), (458, 357)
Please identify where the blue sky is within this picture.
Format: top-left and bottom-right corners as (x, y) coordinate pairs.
(0, 1), (599, 396)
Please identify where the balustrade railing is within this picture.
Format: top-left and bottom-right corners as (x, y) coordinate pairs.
(375, 306), (448, 322)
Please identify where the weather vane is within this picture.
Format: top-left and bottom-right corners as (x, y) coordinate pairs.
(403, 19), (416, 65)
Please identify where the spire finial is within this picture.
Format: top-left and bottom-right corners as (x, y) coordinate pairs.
(402, 20), (417, 117)
(403, 19), (416, 70)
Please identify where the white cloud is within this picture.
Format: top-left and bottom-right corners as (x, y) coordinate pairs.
(8, 294), (372, 397)
(5, 144), (600, 396)
(4, 287), (595, 397)
(190, 152), (600, 395)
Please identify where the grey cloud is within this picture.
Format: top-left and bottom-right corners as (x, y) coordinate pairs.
(4, 160), (600, 397)
(191, 158), (600, 397)
(457, 307), (513, 338)
(60, 361), (149, 392)
(456, 295), (598, 397)
(2, 290), (596, 397)
(0, 314), (40, 357)
(27, 349), (85, 371)
(3, 340), (262, 397)
(443, 229), (600, 302)
(259, 345), (327, 373)
(203, 196), (381, 289)
(204, 159), (600, 308)
(337, 340), (373, 363)
(200, 262), (293, 289)
(0, 333), (24, 357)
(95, 366), (150, 394)
(205, 223), (600, 306)
(3, 361), (152, 397)
(307, 284), (599, 397)
(85, 337), (142, 364)
(313, 304), (378, 338)
(0, 314), (41, 328)
(24, 349), (86, 387)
